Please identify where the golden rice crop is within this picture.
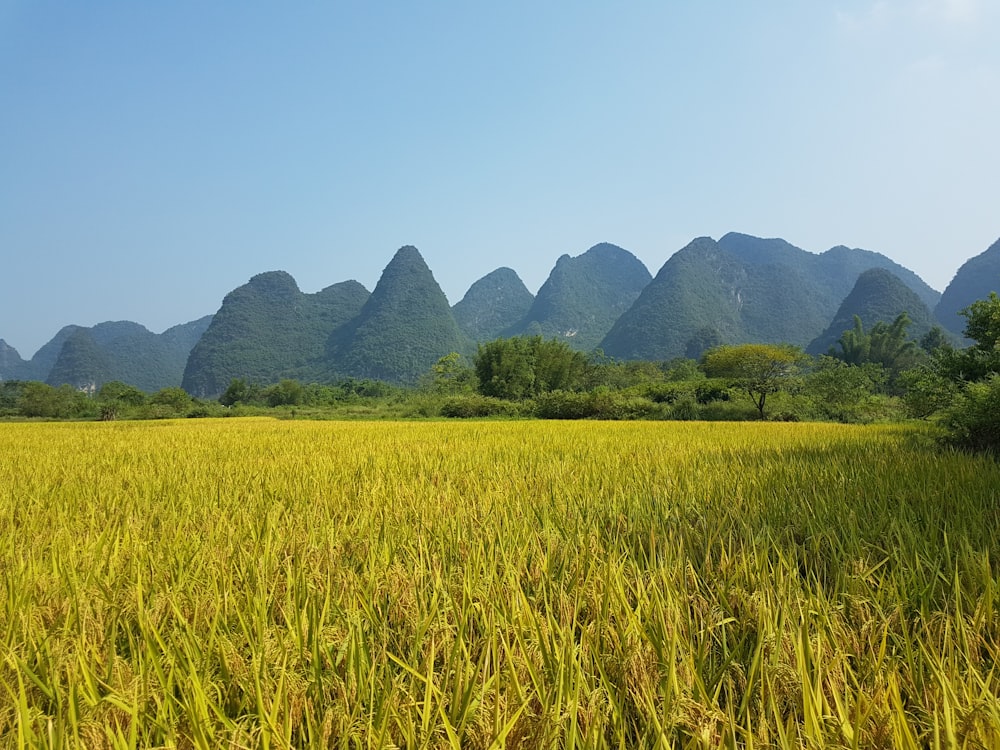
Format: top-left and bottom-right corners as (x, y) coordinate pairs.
(1, 418), (998, 748)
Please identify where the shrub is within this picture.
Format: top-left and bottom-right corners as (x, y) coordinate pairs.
(941, 375), (1000, 455)
(695, 381), (731, 404)
(642, 382), (693, 404)
(535, 391), (595, 419)
(440, 395), (520, 418)
(669, 396), (699, 421)
(535, 390), (661, 420)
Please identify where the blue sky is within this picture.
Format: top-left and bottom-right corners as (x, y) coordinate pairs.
(2, 0), (997, 357)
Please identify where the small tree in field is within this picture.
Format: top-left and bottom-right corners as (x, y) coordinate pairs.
(701, 344), (802, 419)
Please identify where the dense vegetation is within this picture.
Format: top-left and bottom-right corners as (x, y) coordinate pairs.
(935, 237), (1000, 336)
(4, 291), (999, 454)
(600, 237), (746, 361)
(2, 419), (999, 746)
(11, 233), (997, 395)
(806, 268), (938, 355)
(45, 327), (111, 390)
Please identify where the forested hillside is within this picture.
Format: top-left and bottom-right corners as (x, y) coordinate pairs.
(718, 233), (941, 311)
(327, 246), (467, 384)
(182, 272), (369, 397)
(507, 243), (651, 351)
(452, 267), (534, 342)
(936, 237), (1000, 336)
(600, 235), (942, 361)
(0, 340), (29, 381)
(807, 268), (938, 355)
(11, 232), (999, 394)
(4, 318), (213, 392)
(505, 247), (651, 351)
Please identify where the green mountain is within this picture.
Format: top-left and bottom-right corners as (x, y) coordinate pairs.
(507, 243), (651, 351)
(0, 340), (29, 381)
(600, 237), (749, 360)
(806, 268), (937, 355)
(600, 234), (942, 361)
(328, 246), (467, 383)
(47, 328), (112, 390)
(96, 317), (213, 392)
(22, 326), (80, 382)
(935, 237), (1000, 337)
(452, 267), (534, 342)
(39, 317), (214, 392)
(182, 272), (369, 397)
(718, 233), (941, 312)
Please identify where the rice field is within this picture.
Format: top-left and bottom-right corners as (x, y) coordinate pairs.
(1, 418), (998, 748)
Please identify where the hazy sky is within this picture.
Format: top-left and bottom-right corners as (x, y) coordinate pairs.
(2, 1), (997, 357)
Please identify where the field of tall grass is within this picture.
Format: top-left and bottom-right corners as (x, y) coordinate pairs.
(1, 418), (998, 748)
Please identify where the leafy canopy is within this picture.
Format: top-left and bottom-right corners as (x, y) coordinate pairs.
(474, 336), (587, 400)
(701, 343), (802, 419)
(936, 292), (1000, 383)
(832, 313), (921, 374)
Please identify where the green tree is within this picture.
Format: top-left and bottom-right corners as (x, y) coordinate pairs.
(897, 366), (957, 419)
(475, 337), (536, 400)
(961, 292), (1000, 351)
(919, 326), (951, 354)
(264, 379), (305, 407)
(474, 336), (586, 400)
(150, 387), (193, 416)
(98, 381), (146, 406)
(941, 375), (1000, 454)
(937, 292), (1000, 382)
(869, 313), (921, 373)
(804, 356), (887, 420)
(95, 380), (147, 421)
(833, 313), (922, 378)
(219, 378), (264, 406)
(17, 382), (93, 419)
(0, 381), (25, 415)
(935, 293), (1000, 453)
(663, 358), (705, 382)
(425, 352), (475, 394)
(701, 344), (802, 419)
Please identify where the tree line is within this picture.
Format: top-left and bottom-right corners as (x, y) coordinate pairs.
(2, 294), (998, 453)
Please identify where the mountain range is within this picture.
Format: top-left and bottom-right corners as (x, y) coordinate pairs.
(0, 318), (212, 392)
(2, 233), (998, 395)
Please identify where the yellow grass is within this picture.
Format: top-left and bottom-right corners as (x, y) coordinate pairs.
(1, 418), (998, 748)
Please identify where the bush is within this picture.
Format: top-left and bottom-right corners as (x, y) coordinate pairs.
(440, 395), (520, 418)
(535, 391), (595, 419)
(897, 367), (958, 420)
(16, 382), (96, 419)
(669, 396), (699, 421)
(535, 390), (660, 420)
(400, 395), (443, 418)
(695, 381), (731, 404)
(642, 382), (694, 404)
(941, 375), (1000, 454)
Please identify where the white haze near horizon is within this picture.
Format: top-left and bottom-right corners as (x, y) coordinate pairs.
(1, 0), (997, 358)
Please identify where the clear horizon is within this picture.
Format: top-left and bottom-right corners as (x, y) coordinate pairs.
(2, 1), (998, 357)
